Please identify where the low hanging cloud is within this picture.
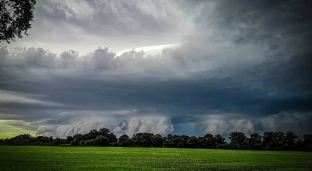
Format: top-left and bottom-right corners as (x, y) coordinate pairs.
(1, 0), (312, 138)
(195, 114), (256, 135)
(37, 115), (174, 137)
(195, 113), (312, 136)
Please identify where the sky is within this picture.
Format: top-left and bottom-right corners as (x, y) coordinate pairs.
(0, 0), (312, 138)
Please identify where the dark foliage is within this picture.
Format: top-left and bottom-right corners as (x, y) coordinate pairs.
(132, 133), (153, 147)
(70, 138), (80, 146)
(1, 129), (311, 151)
(118, 134), (130, 146)
(152, 134), (163, 147)
(0, 0), (36, 43)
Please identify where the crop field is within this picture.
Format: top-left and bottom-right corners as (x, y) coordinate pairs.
(0, 146), (311, 171)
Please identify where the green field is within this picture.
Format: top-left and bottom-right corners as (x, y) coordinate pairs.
(0, 146), (311, 171)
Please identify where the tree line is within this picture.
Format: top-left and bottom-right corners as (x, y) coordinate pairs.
(1, 128), (312, 151)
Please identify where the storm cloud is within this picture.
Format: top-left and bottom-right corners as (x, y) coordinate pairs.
(0, 0), (311, 138)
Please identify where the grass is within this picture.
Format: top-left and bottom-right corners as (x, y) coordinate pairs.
(0, 146), (311, 171)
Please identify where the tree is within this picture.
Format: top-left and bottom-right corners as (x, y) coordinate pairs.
(53, 137), (65, 146)
(65, 136), (74, 144)
(228, 131), (246, 149)
(107, 133), (117, 144)
(11, 134), (32, 145)
(273, 132), (285, 150)
(118, 134), (130, 146)
(152, 134), (163, 147)
(124, 138), (135, 147)
(163, 134), (174, 147)
(262, 132), (274, 150)
(99, 128), (110, 136)
(84, 140), (94, 146)
(171, 135), (188, 148)
(73, 134), (83, 141)
(79, 140), (86, 146)
(2, 138), (13, 145)
(0, 0), (36, 43)
(197, 137), (208, 148)
(178, 135), (190, 148)
(249, 133), (262, 150)
(303, 134), (312, 151)
(204, 134), (215, 148)
(87, 129), (99, 140)
(132, 133), (153, 147)
(70, 138), (80, 146)
(214, 134), (226, 148)
(93, 136), (110, 146)
(33, 136), (52, 145)
(262, 132), (285, 150)
(283, 131), (298, 150)
(186, 136), (197, 148)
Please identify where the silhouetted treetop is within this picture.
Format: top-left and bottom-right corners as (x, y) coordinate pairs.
(0, 0), (36, 43)
(1, 128), (312, 151)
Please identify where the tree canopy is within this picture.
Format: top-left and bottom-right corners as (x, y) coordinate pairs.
(0, 0), (36, 43)
(1, 128), (312, 151)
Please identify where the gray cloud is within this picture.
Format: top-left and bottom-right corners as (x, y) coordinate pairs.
(34, 0), (186, 36)
(3, 0), (191, 55)
(36, 112), (173, 137)
(0, 90), (62, 107)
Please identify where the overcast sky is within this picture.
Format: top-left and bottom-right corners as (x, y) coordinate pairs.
(0, 0), (312, 138)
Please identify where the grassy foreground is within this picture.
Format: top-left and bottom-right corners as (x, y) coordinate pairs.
(0, 146), (311, 171)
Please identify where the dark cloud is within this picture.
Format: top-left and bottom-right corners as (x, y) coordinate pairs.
(1, 0), (312, 137)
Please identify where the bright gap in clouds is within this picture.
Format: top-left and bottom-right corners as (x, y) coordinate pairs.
(116, 43), (180, 56)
